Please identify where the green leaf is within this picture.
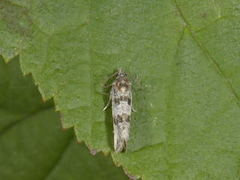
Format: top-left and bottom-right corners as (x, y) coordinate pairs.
(1, 0), (240, 179)
(0, 57), (127, 180)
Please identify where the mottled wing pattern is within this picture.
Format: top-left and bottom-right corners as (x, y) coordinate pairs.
(111, 72), (132, 152)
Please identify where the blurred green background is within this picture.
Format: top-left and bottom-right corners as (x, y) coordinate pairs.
(0, 56), (128, 180)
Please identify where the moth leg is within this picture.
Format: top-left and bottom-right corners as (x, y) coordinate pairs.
(103, 83), (112, 88)
(132, 106), (137, 112)
(103, 94), (112, 111)
(129, 92), (136, 112)
(103, 71), (118, 88)
(105, 71), (118, 81)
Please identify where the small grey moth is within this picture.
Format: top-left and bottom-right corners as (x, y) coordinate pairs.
(103, 69), (134, 152)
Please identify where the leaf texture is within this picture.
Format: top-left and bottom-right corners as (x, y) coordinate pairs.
(1, 0), (240, 179)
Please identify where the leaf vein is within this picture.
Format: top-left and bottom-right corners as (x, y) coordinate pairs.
(174, 0), (240, 108)
(43, 135), (74, 180)
(0, 105), (53, 136)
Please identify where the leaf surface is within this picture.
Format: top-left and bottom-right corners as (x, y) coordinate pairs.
(1, 0), (240, 179)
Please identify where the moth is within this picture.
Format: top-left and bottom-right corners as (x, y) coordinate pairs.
(103, 69), (134, 152)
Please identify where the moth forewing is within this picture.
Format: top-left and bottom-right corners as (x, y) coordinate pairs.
(103, 70), (133, 152)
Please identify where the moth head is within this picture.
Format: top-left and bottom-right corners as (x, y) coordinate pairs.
(117, 68), (128, 78)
